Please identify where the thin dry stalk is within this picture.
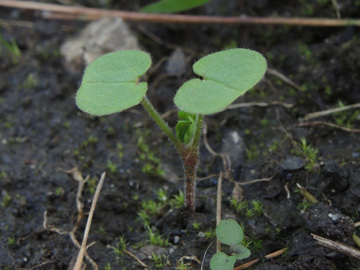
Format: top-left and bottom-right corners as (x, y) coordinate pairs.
(216, 172), (223, 253)
(227, 101), (293, 110)
(202, 122), (231, 173)
(237, 174), (275, 186)
(200, 242), (213, 270)
(302, 102), (360, 121)
(296, 121), (360, 133)
(267, 68), (302, 92)
(331, 0), (341, 18)
(73, 172), (106, 270)
(1, 0), (360, 26)
(233, 247), (287, 270)
(124, 249), (148, 268)
(312, 233), (360, 260)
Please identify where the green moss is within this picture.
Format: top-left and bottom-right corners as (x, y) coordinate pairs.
(1, 192), (12, 207)
(333, 100), (360, 128)
(292, 137), (318, 171)
(106, 160), (117, 174)
(85, 177), (98, 194)
(136, 129), (164, 177)
(147, 226), (169, 247)
(22, 73), (38, 89)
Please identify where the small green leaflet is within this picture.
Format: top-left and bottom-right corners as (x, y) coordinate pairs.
(174, 48), (267, 115)
(216, 219), (244, 246)
(232, 243), (251, 260)
(175, 111), (196, 144)
(141, 0), (210, 13)
(210, 253), (236, 270)
(76, 50), (151, 116)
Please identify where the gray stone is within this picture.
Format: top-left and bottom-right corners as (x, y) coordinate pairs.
(61, 17), (141, 72)
(166, 49), (186, 76)
(280, 156), (306, 171)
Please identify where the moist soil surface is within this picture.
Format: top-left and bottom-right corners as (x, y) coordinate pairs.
(1, 1), (360, 269)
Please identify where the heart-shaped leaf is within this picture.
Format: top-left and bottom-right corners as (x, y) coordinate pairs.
(210, 253), (236, 270)
(174, 48), (267, 115)
(141, 0), (210, 13)
(216, 219), (244, 247)
(76, 50), (151, 116)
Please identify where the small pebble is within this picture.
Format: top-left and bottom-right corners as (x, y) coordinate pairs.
(173, 236), (180, 244)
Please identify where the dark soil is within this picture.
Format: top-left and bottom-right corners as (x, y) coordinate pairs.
(1, 1), (360, 270)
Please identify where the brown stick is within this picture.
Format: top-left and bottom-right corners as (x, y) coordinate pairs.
(73, 172), (106, 270)
(233, 248), (288, 270)
(312, 233), (360, 260)
(216, 172), (223, 253)
(296, 121), (360, 133)
(302, 102), (360, 121)
(1, 0), (360, 26)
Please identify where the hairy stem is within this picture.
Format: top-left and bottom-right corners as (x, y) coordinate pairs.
(140, 96), (185, 155)
(182, 114), (204, 212)
(141, 95), (204, 212)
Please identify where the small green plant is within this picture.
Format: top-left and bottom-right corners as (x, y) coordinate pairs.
(252, 239), (263, 252)
(136, 129), (164, 176)
(152, 252), (167, 268)
(0, 33), (21, 64)
(141, 0), (210, 13)
(147, 226), (169, 247)
(176, 261), (189, 270)
(192, 221), (201, 230)
(204, 229), (216, 239)
(7, 237), (15, 246)
(117, 143), (124, 158)
(110, 237), (127, 257)
(1, 192), (12, 207)
(297, 137), (318, 171)
(251, 200), (263, 215)
(106, 160), (117, 174)
(169, 190), (185, 209)
(333, 100), (360, 128)
(230, 198), (248, 214)
(54, 187), (64, 196)
(245, 208), (254, 218)
(76, 49), (266, 212)
(210, 219), (251, 270)
(104, 262), (112, 270)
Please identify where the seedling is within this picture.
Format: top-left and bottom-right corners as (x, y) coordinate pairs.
(210, 219), (251, 270)
(292, 137), (318, 171)
(76, 49), (266, 212)
(110, 236), (127, 257)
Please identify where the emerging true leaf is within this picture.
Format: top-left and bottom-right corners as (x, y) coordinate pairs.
(175, 111), (196, 144)
(174, 48), (267, 115)
(76, 50), (151, 116)
(210, 253), (236, 270)
(232, 243), (251, 260)
(141, 0), (210, 13)
(216, 219), (244, 247)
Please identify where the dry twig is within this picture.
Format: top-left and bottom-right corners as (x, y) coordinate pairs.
(312, 234), (360, 260)
(296, 121), (360, 133)
(216, 172), (223, 253)
(233, 247), (288, 270)
(237, 174), (276, 186)
(1, 0), (360, 26)
(73, 172), (106, 270)
(302, 102), (360, 121)
(267, 68), (302, 92)
(227, 101), (293, 110)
